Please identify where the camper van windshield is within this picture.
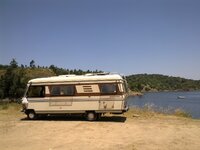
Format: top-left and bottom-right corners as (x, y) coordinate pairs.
(27, 86), (45, 98)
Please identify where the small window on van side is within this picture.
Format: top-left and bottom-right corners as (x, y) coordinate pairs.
(100, 84), (117, 94)
(50, 85), (75, 96)
(27, 86), (45, 98)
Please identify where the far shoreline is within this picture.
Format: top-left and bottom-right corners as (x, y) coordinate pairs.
(129, 90), (200, 96)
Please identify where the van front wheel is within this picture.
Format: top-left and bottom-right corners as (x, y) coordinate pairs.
(86, 112), (97, 121)
(27, 110), (37, 120)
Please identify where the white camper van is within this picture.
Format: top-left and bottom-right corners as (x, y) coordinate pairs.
(22, 73), (129, 121)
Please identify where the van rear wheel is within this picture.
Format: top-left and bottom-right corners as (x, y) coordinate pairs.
(27, 110), (37, 120)
(86, 112), (97, 121)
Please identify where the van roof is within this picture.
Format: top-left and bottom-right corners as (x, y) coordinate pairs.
(28, 73), (124, 84)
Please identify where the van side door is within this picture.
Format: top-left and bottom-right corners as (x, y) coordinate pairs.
(49, 85), (74, 108)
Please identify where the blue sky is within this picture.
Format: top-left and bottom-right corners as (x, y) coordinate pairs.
(0, 0), (200, 79)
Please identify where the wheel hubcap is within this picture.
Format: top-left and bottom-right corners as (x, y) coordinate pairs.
(29, 113), (35, 119)
(88, 113), (94, 119)
(87, 112), (96, 121)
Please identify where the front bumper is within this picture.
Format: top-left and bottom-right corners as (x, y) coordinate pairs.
(122, 105), (129, 113)
(21, 103), (28, 112)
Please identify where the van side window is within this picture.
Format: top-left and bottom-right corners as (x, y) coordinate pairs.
(100, 84), (117, 94)
(27, 86), (45, 98)
(50, 85), (75, 96)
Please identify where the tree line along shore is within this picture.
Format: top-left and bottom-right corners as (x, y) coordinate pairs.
(1, 59), (200, 100)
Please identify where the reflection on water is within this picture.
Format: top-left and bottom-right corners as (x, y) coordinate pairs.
(127, 91), (200, 119)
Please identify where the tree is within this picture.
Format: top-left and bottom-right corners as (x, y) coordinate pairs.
(10, 58), (18, 68)
(30, 60), (36, 68)
(0, 76), (4, 99)
(0, 59), (27, 99)
(21, 64), (24, 68)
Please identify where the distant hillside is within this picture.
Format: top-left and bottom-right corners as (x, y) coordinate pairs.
(126, 74), (200, 92)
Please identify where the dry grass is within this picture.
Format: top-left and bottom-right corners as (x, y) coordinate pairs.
(25, 68), (55, 79)
(173, 108), (192, 118)
(125, 106), (192, 119)
(0, 102), (21, 115)
(125, 107), (162, 119)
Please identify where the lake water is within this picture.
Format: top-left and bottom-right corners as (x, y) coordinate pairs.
(127, 91), (200, 119)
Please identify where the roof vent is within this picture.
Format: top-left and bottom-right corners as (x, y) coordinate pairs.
(96, 72), (110, 75)
(85, 73), (94, 76)
(59, 74), (76, 77)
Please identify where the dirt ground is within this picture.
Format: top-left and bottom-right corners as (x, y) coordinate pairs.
(0, 109), (200, 150)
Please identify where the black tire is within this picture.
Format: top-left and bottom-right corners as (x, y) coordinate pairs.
(27, 110), (37, 120)
(97, 113), (102, 120)
(85, 112), (97, 121)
